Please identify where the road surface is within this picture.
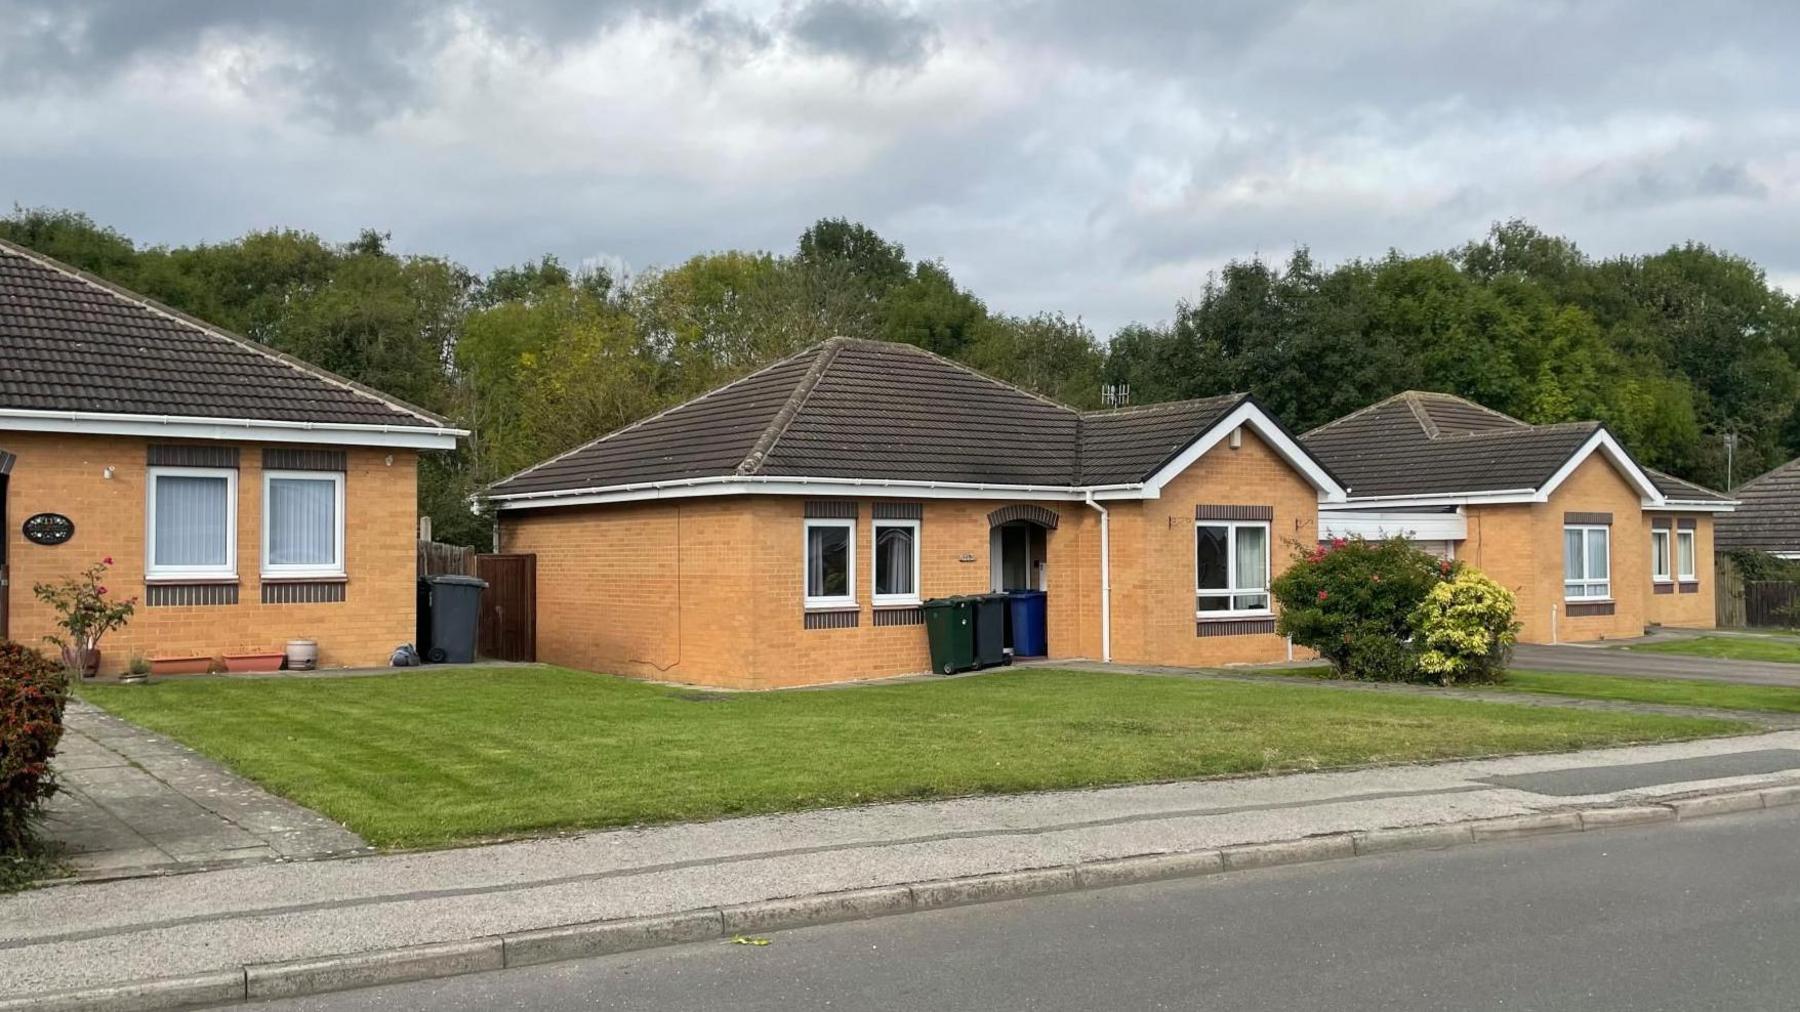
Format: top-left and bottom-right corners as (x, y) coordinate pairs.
(243, 806), (1800, 1011)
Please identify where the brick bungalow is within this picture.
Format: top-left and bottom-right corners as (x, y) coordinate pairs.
(1302, 391), (1735, 644)
(488, 338), (1349, 689)
(0, 239), (463, 671)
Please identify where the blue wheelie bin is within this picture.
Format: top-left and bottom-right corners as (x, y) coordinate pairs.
(1008, 590), (1048, 658)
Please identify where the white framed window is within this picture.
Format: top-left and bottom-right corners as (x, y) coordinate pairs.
(1196, 521), (1271, 616)
(872, 519), (921, 606)
(146, 466), (238, 581)
(1564, 525), (1611, 600)
(262, 470), (346, 578)
(1676, 528), (1697, 581)
(804, 518), (856, 609)
(1651, 529), (1672, 583)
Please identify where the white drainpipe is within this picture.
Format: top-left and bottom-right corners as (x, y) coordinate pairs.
(1084, 492), (1112, 663)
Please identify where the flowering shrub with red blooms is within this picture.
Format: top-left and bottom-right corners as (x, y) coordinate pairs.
(1272, 536), (1453, 682)
(32, 559), (136, 666)
(0, 640), (68, 853)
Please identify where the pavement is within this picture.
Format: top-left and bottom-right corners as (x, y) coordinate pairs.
(253, 804), (1800, 1011)
(1514, 640), (1800, 687)
(38, 701), (368, 879)
(10, 728), (1800, 1007)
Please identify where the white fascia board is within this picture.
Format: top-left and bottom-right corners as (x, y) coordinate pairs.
(490, 475), (1147, 510)
(0, 408), (463, 450)
(1139, 401), (1349, 504)
(1538, 429), (1664, 504)
(1320, 509), (1468, 542)
(1773, 551), (1800, 561)
(1328, 489), (1539, 508)
(1643, 500), (1737, 513)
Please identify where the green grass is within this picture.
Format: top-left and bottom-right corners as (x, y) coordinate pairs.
(1490, 669), (1800, 714)
(1626, 636), (1800, 665)
(79, 666), (1745, 849)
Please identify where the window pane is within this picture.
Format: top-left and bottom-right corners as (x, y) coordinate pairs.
(1196, 526), (1228, 590)
(1233, 593), (1270, 611)
(807, 525), (849, 598)
(1586, 529), (1609, 580)
(1197, 594), (1231, 612)
(1563, 529), (1583, 580)
(1564, 582), (1582, 598)
(1651, 532), (1670, 579)
(875, 525), (914, 597)
(268, 477), (337, 567)
(1235, 526), (1269, 590)
(1677, 532), (1696, 577)
(154, 475), (229, 567)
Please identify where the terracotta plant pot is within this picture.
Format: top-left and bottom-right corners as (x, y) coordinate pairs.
(223, 652), (285, 673)
(61, 647), (101, 679)
(149, 656), (211, 676)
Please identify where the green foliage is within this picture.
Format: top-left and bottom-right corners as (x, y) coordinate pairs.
(1411, 569), (1520, 684)
(1725, 549), (1800, 583)
(9, 207), (1797, 547)
(0, 641), (68, 853)
(1272, 538), (1450, 681)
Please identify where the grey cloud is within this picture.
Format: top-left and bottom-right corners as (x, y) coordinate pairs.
(784, 0), (936, 67)
(0, 0), (702, 128)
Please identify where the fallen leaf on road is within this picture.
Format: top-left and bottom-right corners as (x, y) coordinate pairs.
(730, 935), (771, 946)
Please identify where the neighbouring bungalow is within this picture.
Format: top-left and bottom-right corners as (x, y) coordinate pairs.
(1301, 391), (1735, 644)
(487, 337), (1348, 689)
(0, 239), (464, 672)
(1715, 457), (1800, 560)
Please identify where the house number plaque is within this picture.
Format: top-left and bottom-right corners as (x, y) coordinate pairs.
(22, 513), (74, 546)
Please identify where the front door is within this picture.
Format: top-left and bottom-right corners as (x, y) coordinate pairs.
(992, 520), (1047, 591)
(0, 451), (11, 641)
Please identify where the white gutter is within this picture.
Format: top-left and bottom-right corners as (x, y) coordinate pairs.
(1084, 490), (1112, 664)
(0, 407), (465, 450)
(489, 474), (1148, 508)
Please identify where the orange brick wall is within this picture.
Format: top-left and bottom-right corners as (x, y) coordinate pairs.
(2, 430), (418, 671)
(1645, 516), (1717, 629)
(1460, 454), (1706, 643)
(1109, 429), (1317, 666)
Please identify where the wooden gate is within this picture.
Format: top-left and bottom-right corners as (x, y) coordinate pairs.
(476, 553), (536, 661)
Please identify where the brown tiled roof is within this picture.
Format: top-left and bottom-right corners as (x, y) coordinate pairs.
(1302, 391), (1608, 498)
(489, 339), (1286, 498)
(1075, 395), (1247, 484)
(0, 239), (446, 428)
(1717, 458), (1800, 552)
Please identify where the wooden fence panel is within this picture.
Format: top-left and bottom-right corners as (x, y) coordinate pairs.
(418, 540), (476, 578)
(1745, 582), (1800, 629)
(1715, 554), (1747, 628)
(476, 553), (536, 662)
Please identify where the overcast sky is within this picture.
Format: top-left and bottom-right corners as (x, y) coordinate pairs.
(2, 0), (1795, 336)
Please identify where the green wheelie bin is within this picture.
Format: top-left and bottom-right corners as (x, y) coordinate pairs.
(923, 596), (976, 674)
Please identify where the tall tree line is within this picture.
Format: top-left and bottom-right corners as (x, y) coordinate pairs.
(4, 210), (1795, 545)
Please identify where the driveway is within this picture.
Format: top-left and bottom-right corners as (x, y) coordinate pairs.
(42, 700), (369, 879)
(1514, 642), (1800, 687)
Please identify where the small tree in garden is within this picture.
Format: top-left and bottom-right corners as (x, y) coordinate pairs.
(1273, 537), (1451, 681)
(1411, 569), (1521, 685)
(0, 640), (69, 854)
(32, 558), (136, 676)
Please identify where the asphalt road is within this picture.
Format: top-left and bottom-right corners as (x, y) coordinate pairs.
(243, 806), (1800, 1011)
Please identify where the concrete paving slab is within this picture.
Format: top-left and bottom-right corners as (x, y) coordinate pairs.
(1479, 748), (1800, 796)
(40, 701), (368, 880)
(1514, 642), (1800, 686)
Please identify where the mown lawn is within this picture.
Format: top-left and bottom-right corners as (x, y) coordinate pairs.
(1490, 669), (1800, 714)
(1626, 636), (1800, 665)
(80, 666), (1744, 849)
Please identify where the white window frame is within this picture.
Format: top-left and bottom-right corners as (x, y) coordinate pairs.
(1676, 528), (1697, 581)
(1564, 524), (1611, 601)
(261, 469), (347, 579)
(145, 466), (239, 581)
(1650, 528), (1672, 583)
(872, 518), (922, 607)
(803, 518), (857, 610)
(1195, 520), (1272, 618)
